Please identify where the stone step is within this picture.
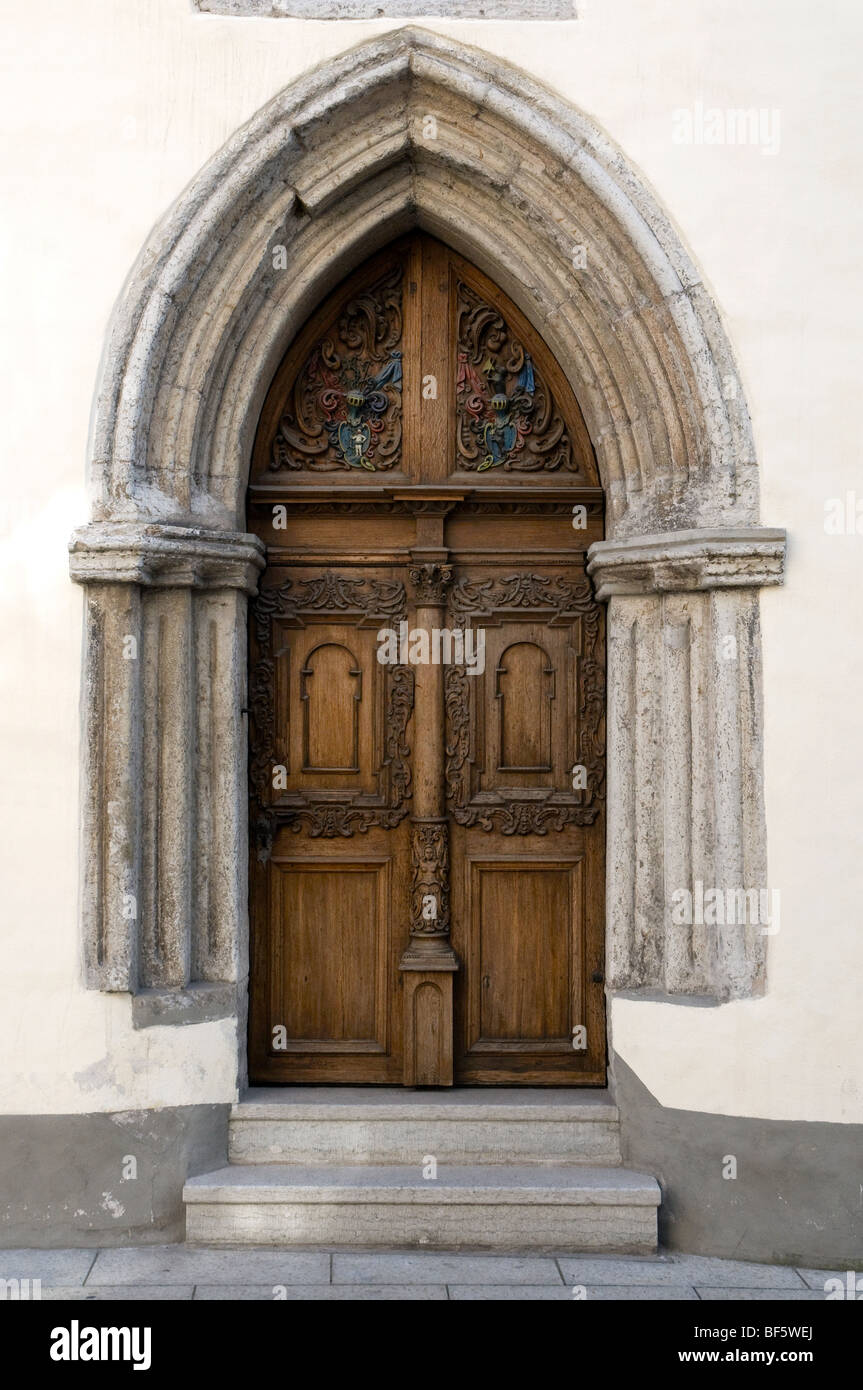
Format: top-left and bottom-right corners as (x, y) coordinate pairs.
(229, 1087), (622, 1166)
(184, 1164), (659, 1251)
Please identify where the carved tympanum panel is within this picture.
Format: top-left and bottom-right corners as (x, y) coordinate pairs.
(268, 261), (404, 474)
(456, 279), (575, 474)
(250, 234), (598, 488)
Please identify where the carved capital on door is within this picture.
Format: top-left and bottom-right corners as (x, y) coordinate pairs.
(409, 562), (454, 605)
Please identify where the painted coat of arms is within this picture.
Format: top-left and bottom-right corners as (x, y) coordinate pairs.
(270, 263), (404, 473)
(455, 279), (574, 472)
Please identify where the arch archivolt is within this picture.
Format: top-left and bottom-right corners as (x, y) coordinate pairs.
(69, 29), (785, 1027)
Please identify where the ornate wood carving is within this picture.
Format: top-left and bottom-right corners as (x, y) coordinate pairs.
(247, 234), (609, 1088)
(448, 572), (595, 619)
(270, 263), (404, 473)
(410, 821), (451, 937)
(459, 500), (602, 516)
(249, 573), (413, 847)
(455, 279), (575, 473)
(444, 572), (605, 833)
(409, 562), (454, 605)
(257, 501), (415, 517)
(253, 572), (406, 647)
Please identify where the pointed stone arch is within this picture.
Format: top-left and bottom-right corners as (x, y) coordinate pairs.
(69, 28), (785, 1021)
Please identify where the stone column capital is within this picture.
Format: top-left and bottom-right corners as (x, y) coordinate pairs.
(69, 522), (266, 595)
(587, 527), (787, 601)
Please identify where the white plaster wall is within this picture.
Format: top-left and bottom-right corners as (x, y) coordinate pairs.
(1, 0), (860, 1119)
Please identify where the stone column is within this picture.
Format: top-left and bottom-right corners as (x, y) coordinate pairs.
(69, 521), (265, 1026)
(399, 560), (459, 1086)
(587, 527), (786, 1001)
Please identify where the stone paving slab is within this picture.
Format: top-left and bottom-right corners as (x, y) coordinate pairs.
(450, 1284), (698, 1300)
(695, 1287), (827, 1301)
(332, 1253), (562, 1284)
(87, 1246), (330, 1285)
(796, 1267), (861, 1292)
(0, 1250), (96, 1285)
(41, 1286), (194, 1301)
(1, 1246), (846, 1301)
(193, 1284), (448, 1300)
(557, 1255), (804, 1288)
(666, 1256), (806, 1289)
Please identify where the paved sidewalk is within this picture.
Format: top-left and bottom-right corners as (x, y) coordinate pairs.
(0, 1247), (849, 1300)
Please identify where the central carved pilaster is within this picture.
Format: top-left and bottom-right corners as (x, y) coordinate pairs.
(408, 562), (453, 605)
(399, 558), (457, 1082)
(409, 819), (451, 940)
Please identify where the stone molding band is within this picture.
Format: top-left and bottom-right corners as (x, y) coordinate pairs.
(194, 0), (577, 14)
(69, 523), (266, 594)
(587, 528), (787, 601)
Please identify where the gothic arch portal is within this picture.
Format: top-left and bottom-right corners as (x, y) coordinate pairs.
(69, 28), (785, 1033)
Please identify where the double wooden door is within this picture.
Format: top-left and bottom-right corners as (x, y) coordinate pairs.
(247, 234), (606, 1086)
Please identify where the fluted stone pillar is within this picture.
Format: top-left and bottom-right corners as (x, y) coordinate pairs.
(588, 527), (786, 1001)
(69, 522), (265, 1025)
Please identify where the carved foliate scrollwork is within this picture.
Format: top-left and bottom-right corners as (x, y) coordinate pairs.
(249, 573), (413, 846)
(253, 572), (406, 647)
(270, 263), (404, 473)
(448, 572), (594, 618)
(410, 821), (451, 936)
(456, 279), (576, 473)
(444, 573), (605, 833)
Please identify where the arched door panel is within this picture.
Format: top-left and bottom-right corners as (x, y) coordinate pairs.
(247, 232), (605, 1085)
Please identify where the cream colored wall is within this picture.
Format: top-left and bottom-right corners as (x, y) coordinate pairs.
(1, 0), (860, 1119)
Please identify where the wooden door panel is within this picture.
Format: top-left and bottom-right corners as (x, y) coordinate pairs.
(446, 561), (605, 1084)
(276, 621), (375, 794)
(271, 857), (390, 1052)
(466, 858), (583, 1051)
(248, 561), (412, 1083)
(247, 232), (606, 1086)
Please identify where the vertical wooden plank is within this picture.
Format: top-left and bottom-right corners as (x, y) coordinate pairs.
(418, 237), (452, 482)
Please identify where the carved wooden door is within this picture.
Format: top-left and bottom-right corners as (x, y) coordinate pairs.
(247, 234), (606, 1085)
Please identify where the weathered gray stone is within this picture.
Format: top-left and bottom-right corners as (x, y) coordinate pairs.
(73, 533), (256, 999)
(229, 1087), (622, 1166)
(796, 1267), (863, 1290)
(449, 1283), (698, 1300)
(71, 28), (782, 1020)
(131, 983), (238, 1029)
(332, 1252), (563, 1283)
(41, 1285), (195, 1300)
(193, 1284), (449, 1300)
(183, 1164), (660, 1250)
(558, 1253), (803, 1288)
(587, 528), (786, 600)
(88, 1245), (329, 1284)
(85, 29), (760, 538)
(195, 0), (577, 14)
(68, 523), (265, 593)
(605, 581), (771, 999)
(0, 1250), (96, 1284)
(694, 1287), (825, 1301)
